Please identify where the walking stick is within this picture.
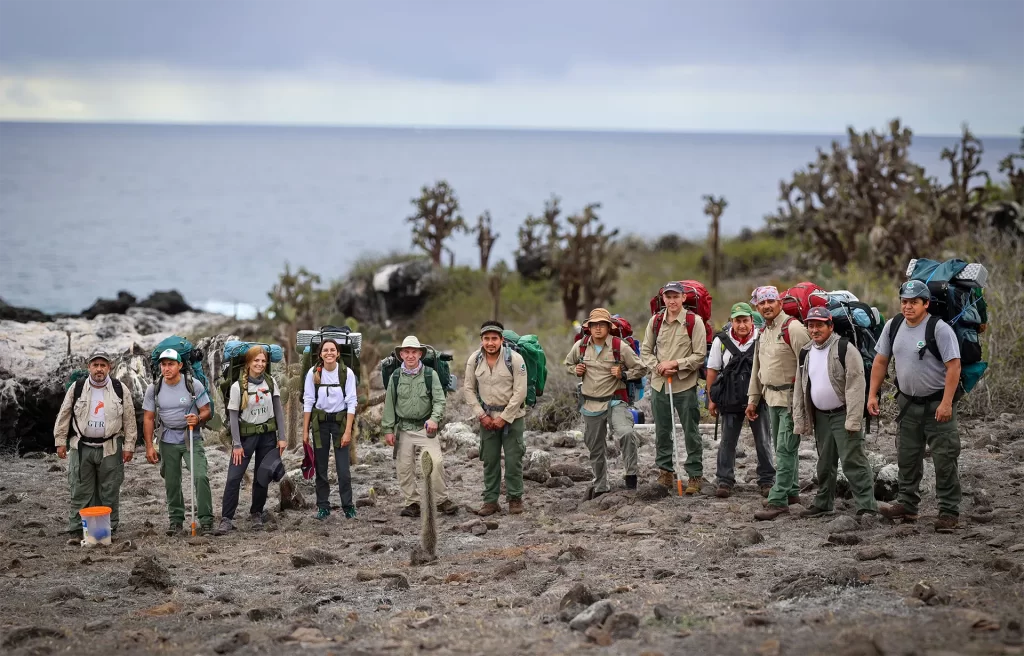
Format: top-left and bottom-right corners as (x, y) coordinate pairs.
(667, 376), (683, 497)
(188, 426), (197, 537)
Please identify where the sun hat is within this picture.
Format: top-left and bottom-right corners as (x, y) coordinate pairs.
(582, 308), (614, 327)
(398, 336), (427, 353)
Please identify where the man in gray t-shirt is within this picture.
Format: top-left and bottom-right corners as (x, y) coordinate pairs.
(143, 376), (210, 445)
(867, 280), (963, 532)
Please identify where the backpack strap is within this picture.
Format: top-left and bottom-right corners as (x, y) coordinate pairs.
(69, 377), (125, 440)
(578, 336), (588, 359)
(111, 378), (124, 400)
(781, 317), (795, 346)
(923, 315), (943, 362)
(685, 311), (695, 339)
(504, 345), (514, 376)
(798, 347), (808, 368)
(611, 336), (622, 364)
(888, 315), (905, 354)
(837, 338), (848, 372)
(652, 312), (664, 355)
(717, 331), (742, 358)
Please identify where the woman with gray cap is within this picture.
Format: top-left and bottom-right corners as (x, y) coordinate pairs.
(53, 348), (138, 537)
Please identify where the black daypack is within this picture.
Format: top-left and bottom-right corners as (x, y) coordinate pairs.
(708, 332), (753, 414)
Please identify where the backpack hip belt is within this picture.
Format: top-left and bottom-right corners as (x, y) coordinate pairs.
(310, 409), (348, 449)
(899, 389), (945, 405)
(78, 433), (123, 445)
(239, 418), (278, 437)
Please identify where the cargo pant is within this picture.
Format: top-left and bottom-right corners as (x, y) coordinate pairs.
(582, 404), (639, 494)
(766, 406), (801, 508)
(480, 417), (526, 504)
(313, 419), (354, 511)
(715, 403), (775, 488)
(160, 439), (214, 529)
(67, 439), (125, 533)
(651, 385), (702, 478)
(396, 429), (449, 507)
(809, 410), (877, 513)
(896, 398), (961, 516)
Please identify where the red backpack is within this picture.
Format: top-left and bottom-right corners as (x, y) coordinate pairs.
(649, 281), (714, 378)
(780, 282), (827, 321)
(574, 315), (641, 358)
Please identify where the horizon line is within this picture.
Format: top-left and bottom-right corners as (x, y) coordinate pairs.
(1, 117), (1017, 141)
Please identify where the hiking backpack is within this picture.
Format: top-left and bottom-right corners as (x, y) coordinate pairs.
(475, 329), (548, 407)
(574, 315), (645, 403)
(780, 282), (828, 321)
(708, 331), (754, 414)
(218, 341), (285, 406)
(379, 343), (457, 408)
(150, 335), (213, 421)
(297, 326), (363, 407)
(649, 280), (714, 379)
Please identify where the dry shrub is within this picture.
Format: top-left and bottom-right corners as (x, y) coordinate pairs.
(527, 367), (580, 432)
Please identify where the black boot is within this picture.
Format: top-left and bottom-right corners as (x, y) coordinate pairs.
(624, 475), (638, 490)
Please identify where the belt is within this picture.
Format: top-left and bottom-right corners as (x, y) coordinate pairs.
(900, 390), (944, 405)
(766, 384), (794, 392)
(816, 405), (846, 416)
(79, 434), (121, 445)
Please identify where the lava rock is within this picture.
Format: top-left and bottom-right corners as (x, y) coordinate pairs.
(637, 483), (669, 501)
(570, 600), (615, 632)
(128, 556), (173, 590)
(603, 612), (640, 639)
(728, 527), (764, 548)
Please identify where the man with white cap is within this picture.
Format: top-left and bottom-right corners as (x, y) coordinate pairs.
(383, 336), (457, 518)
(142, 348), (213, 535)
(53, 348), (138, 535)
(746, 285), (810, 521)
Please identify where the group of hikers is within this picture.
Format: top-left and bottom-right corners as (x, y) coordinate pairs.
(54, 276), (970, 538)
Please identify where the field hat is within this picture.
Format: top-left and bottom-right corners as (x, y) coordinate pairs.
(583, 308), (614, 327)
(88, 348), (112, 364)
(398, 336), (427, 354)
(752, 286), (781, 304)
(899, 280), (931, 300)
(158, 349), (181, 362)
(730, 302), (754, 319)
(662, 281), (685, 294)
(805, 307), (833, 324)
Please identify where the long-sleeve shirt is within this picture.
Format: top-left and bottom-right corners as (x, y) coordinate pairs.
(747, 312), (810, 409)
(303, 366), (358, 415)
(563, 338), (646, 414)
(640, 311), (707, 393)
(53, 377), (138, 457)
(382, 366), (446, 434)
(464, 348), (529, 423)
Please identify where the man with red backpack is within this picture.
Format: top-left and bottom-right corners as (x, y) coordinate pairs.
(746, 286), (811, 521)
(641, 282), (708, 494)
(564, 308), (646, 496)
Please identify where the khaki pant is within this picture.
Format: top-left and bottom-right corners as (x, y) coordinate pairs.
(396, 429), (449, 507)
(582, 404), (639, 494)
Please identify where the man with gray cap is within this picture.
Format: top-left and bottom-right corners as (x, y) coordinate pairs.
(868, 280), (962, 532)
(53, 348), (138, 535)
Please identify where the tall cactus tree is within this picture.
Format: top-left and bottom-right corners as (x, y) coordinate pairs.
(475, 211), (499, 271)
(703, 195), (728, 288)
(407, 180), (468, 267)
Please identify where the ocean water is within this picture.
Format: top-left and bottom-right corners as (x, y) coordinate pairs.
(0, 122), (1016, 315)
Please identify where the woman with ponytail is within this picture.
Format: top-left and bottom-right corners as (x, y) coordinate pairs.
(215, 346), (286, 534)
(303, 339), (358, 520)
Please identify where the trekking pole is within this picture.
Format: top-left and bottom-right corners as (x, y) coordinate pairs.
(667, 376), (683, 497)
(188, 426), (197, 537)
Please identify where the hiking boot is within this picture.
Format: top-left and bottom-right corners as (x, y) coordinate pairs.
(198, 524), (213, 536)
(437, 500), (459, 516)
(477, 502), (501, 517)
(684, 477), (703, 495)
(624, 475), (638, 490)
(754, 506), (789, 521)
(250, 512), (264, 531)
(166, 522), (183, 536)
(657, 469), (674, 488)
(878, 503), (919, 522)
(759, 485), (772, 498)
(715, 484), (731, 499)
(799, 506), (832, 518)
(214, 518), (234, 536)
(343, 506), (357, 519)
(508, 499), (524, 515)
(934, 514), (959, 533)
(584, 486), (609, 501)
(316, 507), (331, 521)
(400, 503), (421, 518)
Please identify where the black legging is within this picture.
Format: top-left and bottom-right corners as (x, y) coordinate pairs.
(221, 432), (278, 519)
(314, 420), (353, 510)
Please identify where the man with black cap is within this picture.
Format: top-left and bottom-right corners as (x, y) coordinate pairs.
(868, 280), (963, 532)
(790, 307), (877, 519)
(465, 320), (528, 516)
(566, 308), (646, 498)
(53, 348), (138, 536)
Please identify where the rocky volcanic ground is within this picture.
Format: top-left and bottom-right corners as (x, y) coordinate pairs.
(2, 415), (1023, 656)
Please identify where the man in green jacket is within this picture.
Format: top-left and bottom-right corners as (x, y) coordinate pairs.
(383, 336), (458, 518)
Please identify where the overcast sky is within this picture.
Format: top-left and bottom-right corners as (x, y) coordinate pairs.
(1, 0), (1021, 135)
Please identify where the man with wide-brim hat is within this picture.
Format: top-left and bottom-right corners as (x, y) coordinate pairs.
(564, 308), (646, 498)
(53, 347), (138, 536)
(465, 320), (529, 516)
(383, 335), (458, 517)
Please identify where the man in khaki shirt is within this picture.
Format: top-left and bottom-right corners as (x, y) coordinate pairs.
(465, 320), (529, 516)
(745, 285), (811, 520)
(564, 308), (646, 497)
(640, 282), (707, 494)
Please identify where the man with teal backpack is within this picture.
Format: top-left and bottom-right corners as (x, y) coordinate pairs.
(465, 320), (530, 516)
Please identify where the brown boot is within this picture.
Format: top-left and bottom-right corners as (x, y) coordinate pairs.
(759, 485), (772, 498)
(715, 484), (731, 499)
(657, 469), (674, 488)
(684, 477), (703, 495)
(754, 506), (789, 521)
(934, 514), (959, 533)
(879, 503), (919, 522)
(477, 502), (501, 517)
(508, 499), (524, 515)
(436, 500), (459, 516)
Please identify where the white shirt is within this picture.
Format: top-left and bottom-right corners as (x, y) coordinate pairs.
(808, 345), (844, 411)
(228, 379), (279, 425)
(303, 365), (358, 414)
(707, 327), (759, 371)
(82, 385), (107, 441)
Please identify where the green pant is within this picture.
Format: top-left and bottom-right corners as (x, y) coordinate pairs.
(766, 406), (801, 507)
(897, 398), (961, 516)
(810, 410), (877, 513)
(67, 440), (124, 533)
(480, 417), (526, 504)
(651, 385), (701, 477)
(160, 439), (213, 528)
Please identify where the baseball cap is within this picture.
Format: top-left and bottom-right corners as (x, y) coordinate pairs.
(157, 348), (182, 362)
(899, 280), (931, 300)
(662, 281), (684, 294)
(88, 348), (112, 364)
(730, 302), (754, 319)
(805, 307), (833, 323)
